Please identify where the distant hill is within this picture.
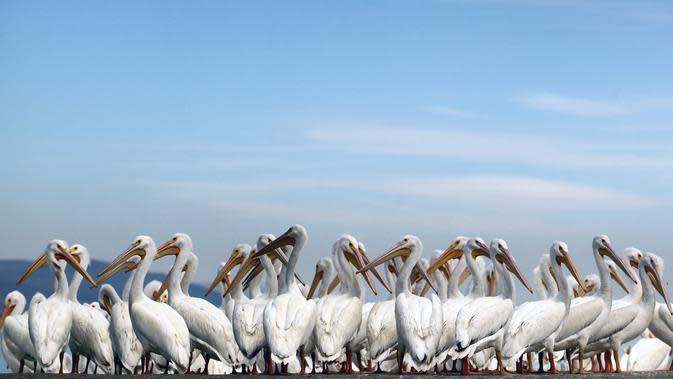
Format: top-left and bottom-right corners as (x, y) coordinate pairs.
(0, 259), (222, 305)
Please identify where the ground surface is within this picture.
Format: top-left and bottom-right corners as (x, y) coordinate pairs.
(0, 373), (667, 378)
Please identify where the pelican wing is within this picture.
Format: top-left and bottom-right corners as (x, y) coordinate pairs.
(592, 303), (639, 342)
(366, 300), (397, 361)
(130, 300), (190, 371)
(314, 294), (362, 359)
(4, 314), (35, 359)
(455, 296), (513, 348)
(502, 299), (565, 358)
(556, 296), (604, 341)
(656, 303), (673, 331)
(29, 297), (73, 369)
(174, 296), (238, 364)
(70, 302), (114, 370)
(110, 303), (144, 372)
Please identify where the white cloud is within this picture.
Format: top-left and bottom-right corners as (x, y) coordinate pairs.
(306, 125), (673, 170)
(516, 92), (673, 117)
(421, 106), (483, 119)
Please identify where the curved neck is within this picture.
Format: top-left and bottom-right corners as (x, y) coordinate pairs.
(122, 269), (136, 302)
(249, 271), (263, 298)
(335, 248), (361, 298)
(396, 247), (420, 295)
(638, 263), (655, 307)
(167, 255), (188, 303)
(434, 269), (448, 301)
(386, 268), (397, 299)
(551, 260), (571, 307)
(284, 236), (306, 292)
(129, 247), (155, 305)
(260, 255), (278, 298)
(447, 257), (466, 299)
(622, 265), (643, 303)
(465, 248), (485, 297)
(317, 265), (333, 298)
(494, 261), (516, 302)
(181, 255), (198, 296)
(67, 255), (90, 301)
(595, 250), (612, 302)
(542, 265), (558, 299)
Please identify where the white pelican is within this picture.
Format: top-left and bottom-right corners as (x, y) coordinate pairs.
(346, 242), (390, 372)
(425, 237), (472, 370)
(1, 291), (35, 373)
(451, 239), (532, 374)
(585, 253), (672, 372)
(97, 256), (144, 374)
(553, 235), (638, 373)
(155, 233), (239, 372)
(649, 304), (673, 371)
(357, 235), (441, 373)
(366, 259), (399, 370)
(312, 235), (379, 372)
(98, 236), (191, 373)
(501, 242), (585, 373)
(625, 330), (671, 371)
(226, 234), (287, 374)
(17, 240), (96, 373)
(66, 244), (114, 373)
(231, 224), (317, 374)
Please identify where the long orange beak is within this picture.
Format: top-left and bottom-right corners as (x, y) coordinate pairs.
(98, 241), (145, 281)
(556, 249), (587, 293)
(600, 241), (638, 283)
(18, 246), (96, 287)
(0, 304), (16, 329)
(155, 238), (181, 259)
(307, 268), (325, 299)
(646, 260), (673, 315)
(495, 245), (532, 294)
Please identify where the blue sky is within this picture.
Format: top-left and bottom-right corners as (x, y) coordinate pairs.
(1, 1), (673, 292)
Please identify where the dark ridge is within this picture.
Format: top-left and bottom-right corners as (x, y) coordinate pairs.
(0, 259), (222, 305)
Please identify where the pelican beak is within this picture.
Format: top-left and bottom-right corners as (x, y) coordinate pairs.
(205, 249), (244, 296)
(98, 259), (140, 285)
(99, 241), (145, 280)
(609, 265), (630, 294)
(155, 238), (180, 259)
(357, 240), (409, 273)
(346, 244), (379, 296)
(0, 303), (16, 329)
(326, 277), (340, 294)
(17, 254), (48, 285)
(101, 294), (113, 314)
(307, 266), (325, 299)
(557, 248), (587, 293)
(458, 267), (471, 286)
(57, 247), (97, 287)
(439, 263), (452, 281)
(156, 264), (189, 300)
(250, 232), (305, 287)
(427, 241), (463, 274)
(496, 245), (533, 293)
(600, 241), (638, 283)
(646, 260), (673, 315)
(358, 248), (392, 294)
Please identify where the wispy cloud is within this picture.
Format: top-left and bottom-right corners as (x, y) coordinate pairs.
(421, 106), (484, 119)
(516, 92), (673, 117)
(306, 125), (673, 170)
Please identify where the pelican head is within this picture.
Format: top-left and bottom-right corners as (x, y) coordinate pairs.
(643, 253), (672, 315)
(623, 247), (643, 269)
(307, 256), (334, 299)
(426, 236), (469, 275)
(606, 260), (630, 293)
(155, 233), (193, 259)
(550, 241), (586, 293)
(98, 235), (155, 283)
(17, 240), (96, 287)
(205, 243), (252, 296)
(490, 239), (533, 294)
(1, 291), (26, 329)
(593, 235), (638, 283)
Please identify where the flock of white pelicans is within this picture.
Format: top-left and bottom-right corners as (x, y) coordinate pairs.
(1, 224), (673, 375)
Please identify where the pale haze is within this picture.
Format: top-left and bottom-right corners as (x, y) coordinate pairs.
(2, 1), (673, 292)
